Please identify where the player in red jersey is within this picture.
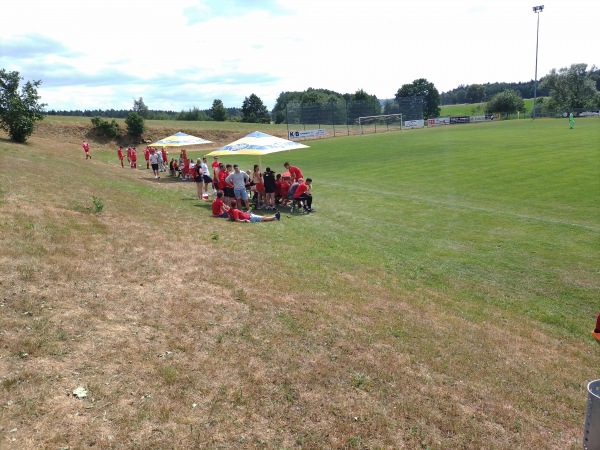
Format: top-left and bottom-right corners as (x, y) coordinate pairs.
(227, 201), (279, 223)
(211, 156), (220, 193)
(130, 147), (137, 169)
(211, 191), (230, 218)
(284, 162), (303, 182)
(117, 146), (124, 168)
(161, 148), (168, 171)
(279, 176), (291, 207)
(293, 178), (313, 212)
(82, 141), (91, 159)
(593, 313), (600, 343)
(144, 146), (150, 169)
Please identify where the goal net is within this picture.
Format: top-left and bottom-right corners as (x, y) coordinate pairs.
(357, 114), (403, 135)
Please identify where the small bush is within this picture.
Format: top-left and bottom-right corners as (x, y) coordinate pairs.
(91, 116), (119, 138)
(92, 196), (104, 214)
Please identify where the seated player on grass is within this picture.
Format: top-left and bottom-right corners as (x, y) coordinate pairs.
(227, 201), (280, 223)
(211, 191), (230, 218)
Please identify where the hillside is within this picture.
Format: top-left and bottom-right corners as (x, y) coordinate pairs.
(31, 117), (292, 150)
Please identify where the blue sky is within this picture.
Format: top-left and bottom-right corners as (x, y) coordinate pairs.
(1, 0), (598, 112)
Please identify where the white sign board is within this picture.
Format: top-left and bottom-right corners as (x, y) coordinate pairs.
(289, 129), (326, 139)
(404, 120), (424, 128)
(427, 118), (450, 126)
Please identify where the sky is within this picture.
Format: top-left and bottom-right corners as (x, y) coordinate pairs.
(1, 0), (598, 112)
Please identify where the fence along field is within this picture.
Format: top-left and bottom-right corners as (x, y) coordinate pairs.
(0, 117), (598, 448)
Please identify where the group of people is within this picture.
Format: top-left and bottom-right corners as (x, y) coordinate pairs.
(209, 160), (314, 223)
(116, 145), (170, 175)
(107, 142), (314, 222)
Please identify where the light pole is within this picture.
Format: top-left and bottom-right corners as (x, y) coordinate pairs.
(532, 5), (544, 119)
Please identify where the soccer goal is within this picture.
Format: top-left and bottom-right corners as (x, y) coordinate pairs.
(357, 113), (403, 135)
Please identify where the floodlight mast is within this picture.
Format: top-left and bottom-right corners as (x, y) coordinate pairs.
(532, 5), (544, 119)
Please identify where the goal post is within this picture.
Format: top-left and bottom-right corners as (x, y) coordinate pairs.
(357, 113), (403, 135)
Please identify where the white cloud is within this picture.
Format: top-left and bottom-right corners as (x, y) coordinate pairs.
(1, 0), (598, 111)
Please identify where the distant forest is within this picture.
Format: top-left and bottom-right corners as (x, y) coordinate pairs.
(44, 107), (243, 121)
(440, 79), (547, 105)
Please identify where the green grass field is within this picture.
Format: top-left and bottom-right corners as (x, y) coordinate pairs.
(0, 117), (598, 449)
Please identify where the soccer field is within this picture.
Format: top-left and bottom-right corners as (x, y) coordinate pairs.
(0, 117), (598, 448)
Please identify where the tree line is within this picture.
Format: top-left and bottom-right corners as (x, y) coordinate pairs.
(1, 64), (599, 143)
(440, 68), (600, 105)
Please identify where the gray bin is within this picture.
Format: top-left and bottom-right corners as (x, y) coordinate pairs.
(584, 379), (600, 450)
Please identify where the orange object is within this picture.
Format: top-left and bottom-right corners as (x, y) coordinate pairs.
(593, 313), (600, 341)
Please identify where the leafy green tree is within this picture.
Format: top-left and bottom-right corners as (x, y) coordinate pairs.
(485, 90), (525, 114)
(241, 93), (270, 123)
(176, 107), (210, 121)
(466, 84), (486, 103)
(395, 78), (440, 119)
(539, 63), (599, 111)
(91, 116), (120, 138)
(383, 99), (400, 115)
(210, 99), (228, 121)
(0, 69), (46, 143)
(125, 112), (145, 141)
(132, 97), (149, 118)
(347, 89), (381, 120)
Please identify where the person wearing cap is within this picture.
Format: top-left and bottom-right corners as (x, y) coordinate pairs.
(227, 201), (280, 223)
(225, 164), (251, 211)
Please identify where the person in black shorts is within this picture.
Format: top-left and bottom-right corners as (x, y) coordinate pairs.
(263, 167), (276, 210)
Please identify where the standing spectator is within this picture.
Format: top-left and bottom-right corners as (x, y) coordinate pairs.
(225, 164), (251, 211)
(263, 167), (276, 210)
(144, 146), (151, 169)
(149, 148), (160, 178)
(117, 146), (124, 168)
(183, 157), (190, 180)
(156, 148), (164, 174)
(130, 147), (137, 169)
(161, 148), (168, 171)
(211, 156), (220, 194)
(252, 164), (264, 209)
(224, 164), (236, 207)
(200, 157), (213, 198)
(194, 158), (204, 199)
(82, 141), (91, 159)
(294, 178), (313, 212)
(284, 162), (303, 182)
(216, 163), (229, 205)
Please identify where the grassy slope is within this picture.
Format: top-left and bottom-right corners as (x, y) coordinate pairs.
(0, 117), (598, 449)
(440, 99), (535, 117)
